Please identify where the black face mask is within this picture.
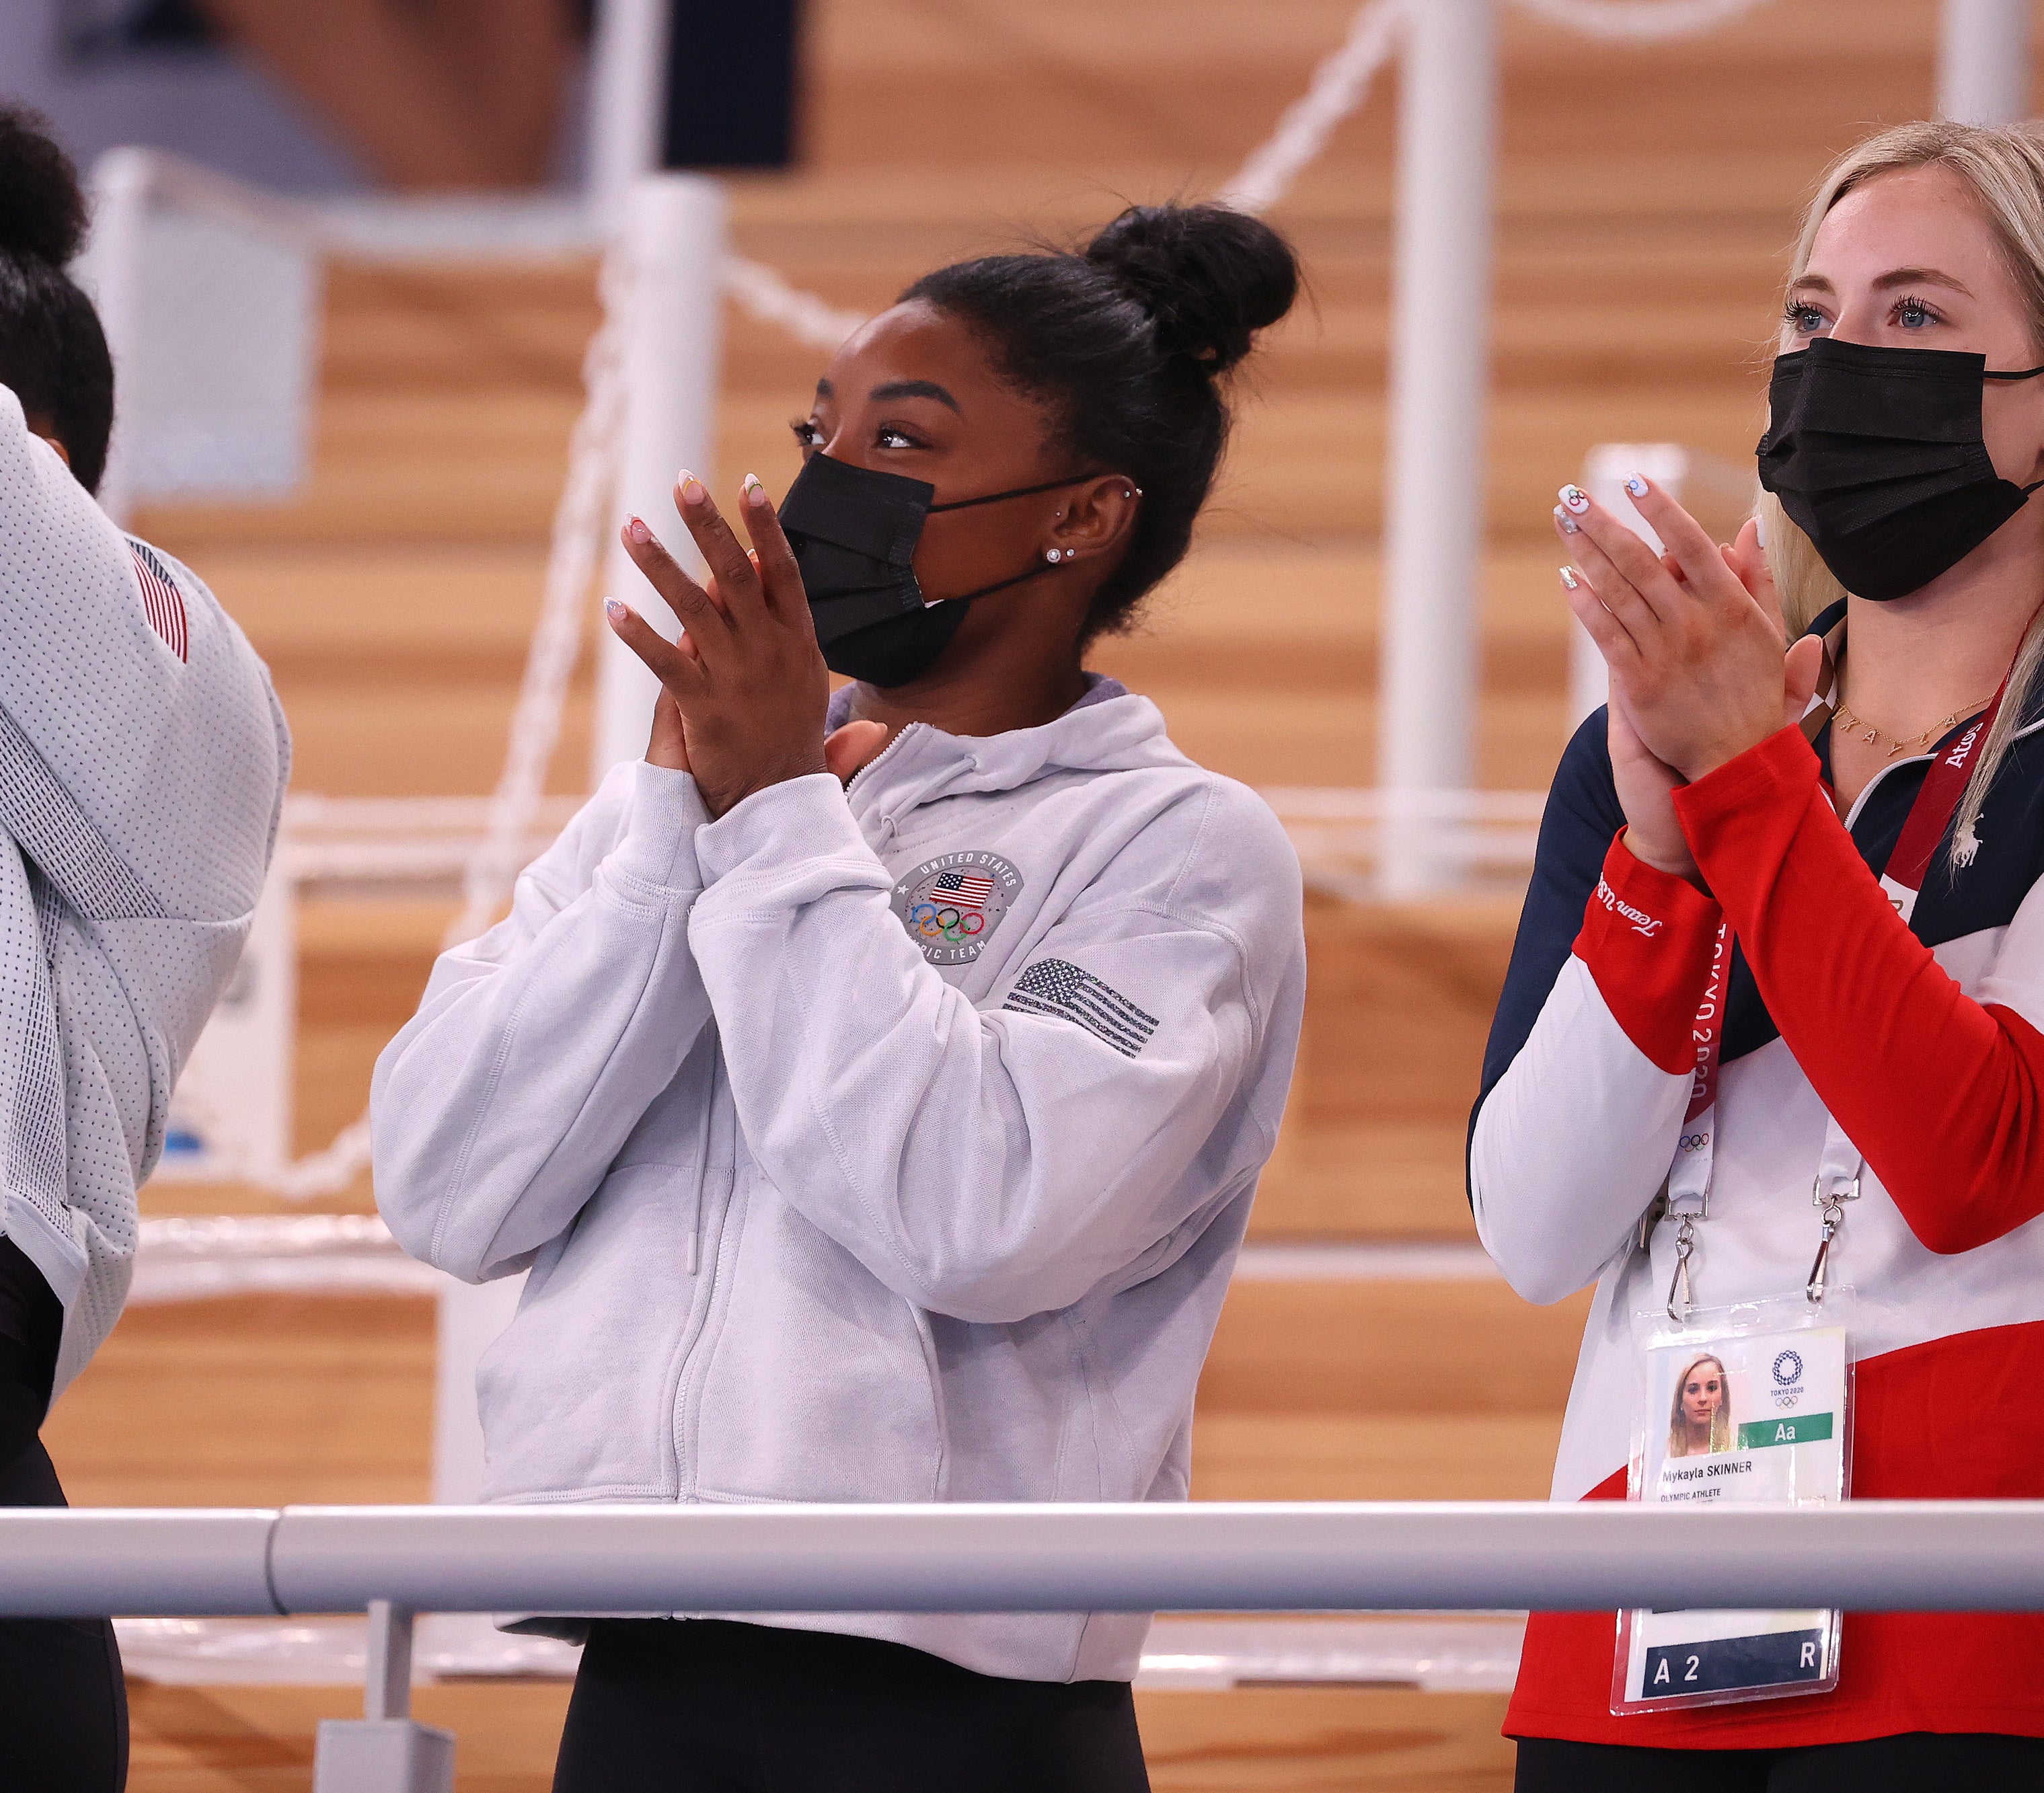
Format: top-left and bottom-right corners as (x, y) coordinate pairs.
(778, 452), (1089, 686)
(1757, 336), (2044, 601)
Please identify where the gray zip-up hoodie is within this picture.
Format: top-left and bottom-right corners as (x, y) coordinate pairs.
(372, 677), (1305, 1681)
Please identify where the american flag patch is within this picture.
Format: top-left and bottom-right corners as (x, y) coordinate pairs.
(129, 541), (188, 662)
(931, 870), (995, 913)
(1003, 958), (1159, 1058)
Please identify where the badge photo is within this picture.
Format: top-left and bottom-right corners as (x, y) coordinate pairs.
(890, 851), (1024, 966)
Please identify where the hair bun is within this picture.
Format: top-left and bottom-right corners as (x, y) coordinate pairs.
(0, 106), (89, 268)
(1083, 202), (1299, 375)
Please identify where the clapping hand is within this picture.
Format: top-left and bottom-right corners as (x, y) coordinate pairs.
(607, 473), (890, 816)
(1556, 477), (1821, 884)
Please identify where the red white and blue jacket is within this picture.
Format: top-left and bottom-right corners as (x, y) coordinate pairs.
(1471, 603), (2044, 1748)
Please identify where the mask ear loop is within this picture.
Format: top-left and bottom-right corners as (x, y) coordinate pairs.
(927, 473), (1096, 514)
(922, 473), (1141, 603)
(1983, 367), (2044, 493)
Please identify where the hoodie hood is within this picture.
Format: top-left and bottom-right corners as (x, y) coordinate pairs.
(836, 674), (1193, 831)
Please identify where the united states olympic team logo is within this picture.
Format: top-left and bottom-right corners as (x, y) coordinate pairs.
(890, 851), (1024, 966)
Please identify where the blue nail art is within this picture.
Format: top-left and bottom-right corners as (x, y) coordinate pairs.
(605, 597), (626, 620)
(1624, 474), (1649, 498)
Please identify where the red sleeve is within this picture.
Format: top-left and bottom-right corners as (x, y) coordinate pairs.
(1673, 725), (2044, 1254)
(1571, 831), (1725, 1075)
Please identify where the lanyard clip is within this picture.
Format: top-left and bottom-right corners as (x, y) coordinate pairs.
(1806, 1174), (1859, 1306)
(1665, 1213), (1698, 1326)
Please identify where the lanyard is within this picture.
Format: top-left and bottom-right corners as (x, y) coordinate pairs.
(1878, 683), (2005, 921)
(1659, 684), (2005, 1320)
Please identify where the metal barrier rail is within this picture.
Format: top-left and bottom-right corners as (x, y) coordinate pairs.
(7, 1501), (2044, 1620)
(24, 1498), (2041, 1785)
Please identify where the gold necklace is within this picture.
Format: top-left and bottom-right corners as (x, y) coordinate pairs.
(1831, 691), (1994, 759)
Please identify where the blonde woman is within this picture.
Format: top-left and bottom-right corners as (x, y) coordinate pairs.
(1472, 120), (2044, 1787)
(1666, 1355), (1730, 1460)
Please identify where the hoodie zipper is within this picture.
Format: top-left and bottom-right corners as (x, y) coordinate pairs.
(845, 720), (927, 837)
(846, 720), (923, 798)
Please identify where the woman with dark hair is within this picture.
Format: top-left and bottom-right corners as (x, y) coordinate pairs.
(375, 202), (1307, 1791)
(0, 109), (114, 493)
(0, 108), (290, 1790)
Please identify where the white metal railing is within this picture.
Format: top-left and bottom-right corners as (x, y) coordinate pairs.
(71, 1496), (2035, 1789)
(7, 1501), (2042, 1619)
(11, 1503), (2037, 1787)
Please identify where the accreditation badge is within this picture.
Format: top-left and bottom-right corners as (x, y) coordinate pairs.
(1612, 1292), (1854, 1714)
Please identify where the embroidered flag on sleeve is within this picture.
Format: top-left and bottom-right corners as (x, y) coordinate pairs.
(1003, 957), (1159, 1058)
(130, 541), (188, 662)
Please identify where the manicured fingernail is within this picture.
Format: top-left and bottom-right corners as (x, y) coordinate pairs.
(1560, 566), (1581, 590)
(1624, 473), (1649, 498)
(742, 473), (767, 505)
(605, 597), (628, 621)
(625, 516), (650, 543)
(1559, 485), (1589, 514)
(1554, 504), (1580, 535)
(679, 473), (707, 506)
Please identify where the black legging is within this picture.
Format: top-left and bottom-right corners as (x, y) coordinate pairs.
(0, 1336), (128, 1793)
(553, 1617), (1151, 1793)
(1516, 1731), (2044, 1791)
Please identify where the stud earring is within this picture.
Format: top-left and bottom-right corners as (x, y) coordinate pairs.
(1045, 547), (1063, 563)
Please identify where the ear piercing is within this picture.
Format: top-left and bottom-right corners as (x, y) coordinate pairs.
(1045, 547), (1067, 563)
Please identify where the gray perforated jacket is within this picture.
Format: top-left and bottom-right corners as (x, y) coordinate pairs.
(372, 678), (1305, 1682)
(0, 389), (290, 1391)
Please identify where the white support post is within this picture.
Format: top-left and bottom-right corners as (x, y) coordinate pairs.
(1939, 0), (2033, 126)
(365, 1599), (416, 1722)
(1377, 0), (1499, 897)
(79, 150), (152, 529)
(592, 174), (728, 781)
(312, 1603), (454, 1793)
(586, 0), (674, 229)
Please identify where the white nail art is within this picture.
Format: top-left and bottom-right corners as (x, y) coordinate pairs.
(1624, 474), (1649, 498)
(1560, 566), (1581, 590)
(1554, 505), (1581, 535)
(1559, 485), (1589, 514)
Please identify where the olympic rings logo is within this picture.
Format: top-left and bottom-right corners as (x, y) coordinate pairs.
(1678, 1131), (1710, 1152)
(909, 901), (985, 942)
